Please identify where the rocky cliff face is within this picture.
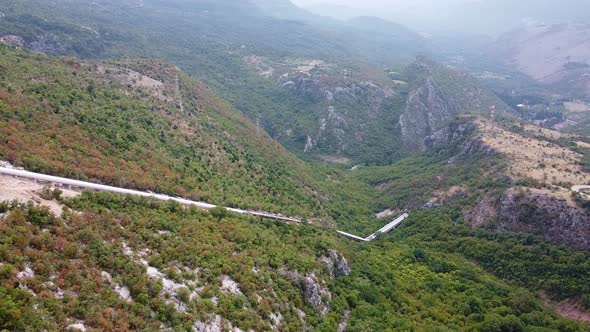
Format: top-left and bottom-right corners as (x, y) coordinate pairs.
(400, 57), (513, 152)
(242, 55), (405, 164)
(277, 249), (350, 316)
(424, 119), (497, 158)
(273, 56), (513, 161)
(496, 188), (590, 250)
(279, 269), (332, 316)
(0, 14), (105, 57)
(280, 72), (397, 157)
(320, 249), (351, 279)
(425, 118), (590, 250)
(0, 32), (69, 55)
(465, 187), (590, 250)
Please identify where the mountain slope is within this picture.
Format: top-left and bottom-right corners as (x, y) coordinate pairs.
(497, 23), (590, 97)
(0, 0), (427, 164)
(1, 2), (590, 329)
(0, 46), (375, 221)
(399, 57), (514, 151)
(357, 113), (590, 249)
(1, 192), (588, 330)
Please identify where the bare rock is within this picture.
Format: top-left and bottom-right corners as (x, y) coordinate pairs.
(337, 310), (350, 332)
(302, 276), (323, 309)
(320, 249), (351, 279)
(281, 75), (325, 103)
(220, 275), (243, 295)
(28, 34), (68, 56)
(464, 195), (498, 227)
(278, 269), (331, 315)
(0, 35), (25, 49)
(423, 198), (442, 210)
(496, 188), (590, 250)
(400, 57), (512, 151)
(424, 120), (497, 158)
(269, 312), (283, 329)
(193, 315), (222, 332)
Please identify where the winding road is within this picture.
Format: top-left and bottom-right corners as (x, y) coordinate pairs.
(0, 167), (301, 223)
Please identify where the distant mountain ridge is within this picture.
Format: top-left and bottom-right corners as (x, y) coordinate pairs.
(251, 0), (316, 21)
(497, 23), (590, 97)
(298, 0), (590, 35)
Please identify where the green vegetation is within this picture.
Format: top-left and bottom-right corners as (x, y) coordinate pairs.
(0, 46), (377, 225)
(392, 209), (590, 303)
(351, 156), (451, 208)
(0, 14), (111, 57)
(0, 194), (587, 330)
(1, 45), (588, 330)
(0, 0), (426, 164)
(0, 2), (589, 330)
(348, 154), (507, 225)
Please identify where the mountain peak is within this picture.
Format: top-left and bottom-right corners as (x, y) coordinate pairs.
(400, 58), (514, 151)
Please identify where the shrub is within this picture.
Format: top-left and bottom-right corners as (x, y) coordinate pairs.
(39, 186), (54, 200)
(52, 188), (63, 201)
(177, 287), (191, 304)
(209, 207), (229, 220)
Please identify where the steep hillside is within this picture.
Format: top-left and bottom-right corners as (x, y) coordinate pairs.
(238, 54), (515, 164)
(464, 119), (590, 250)
(356, 113), (590, 250)
(399, 57), (514, 151)
(0, 46), (378, 222)
(1, 184), (589, 330)
(1, 51), (590, 332)
(0, 0), (427, 164)
(0, 46), (588, 329)
(2, 1), (590, 329)
(239, 54), (407, 165)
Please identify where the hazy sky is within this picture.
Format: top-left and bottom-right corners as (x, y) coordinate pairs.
(291, 0), (479, 16)
(291, 0), (485, 33)
(290, 0), (588, 35)
(292, 0), (476, 10)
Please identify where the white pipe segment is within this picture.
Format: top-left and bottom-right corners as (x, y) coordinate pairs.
(0, 167), (301, 223)
(338, 213), (410, 242)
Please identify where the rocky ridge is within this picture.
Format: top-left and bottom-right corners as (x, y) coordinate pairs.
(425, 118), (497, 158)
(497, 188), (590, 250)
(426, 118), (590, 249)
(241, 55), (404, 163)
(400, 57), (513, 151)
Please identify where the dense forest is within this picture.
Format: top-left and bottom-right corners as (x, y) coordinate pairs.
(1, 0), (590, 330)
(0, 46), (377, 226)
(0, 0), (427, 164)
(0, 193), (588, 331)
